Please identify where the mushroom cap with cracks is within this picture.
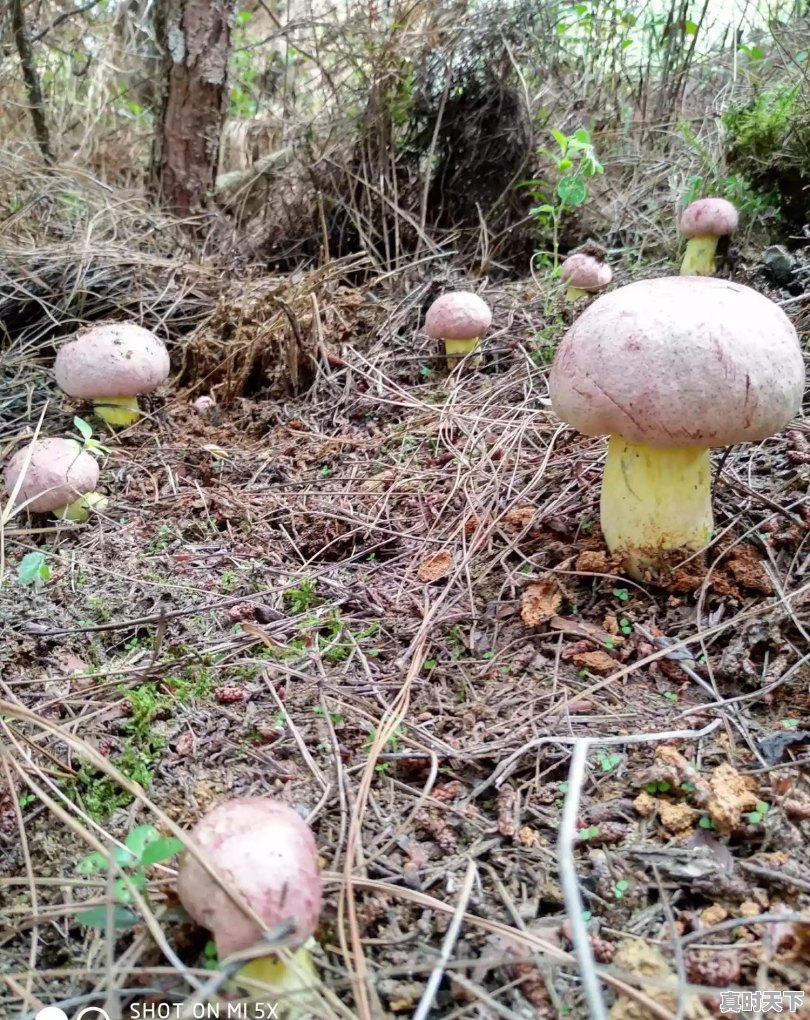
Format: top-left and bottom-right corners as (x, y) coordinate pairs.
(424, 292), (492, 339)
(680, 197), (739, 240)
(549, 276), (803, 448)
(561, 253), (612, 292)
(4, 438), (100, 514)
(176, 797), (322, 959)
(55, 324), (170, 399)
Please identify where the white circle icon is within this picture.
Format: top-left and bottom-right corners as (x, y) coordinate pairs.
(35, 1010), (69, 1020)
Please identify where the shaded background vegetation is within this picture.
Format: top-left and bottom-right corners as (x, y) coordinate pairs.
(1, 0), (808, 281)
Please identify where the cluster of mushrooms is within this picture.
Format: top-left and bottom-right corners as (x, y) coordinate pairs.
(5, 196), (806, 1004)
(4, 323), (170, 521)
(425, 196), (805, 581)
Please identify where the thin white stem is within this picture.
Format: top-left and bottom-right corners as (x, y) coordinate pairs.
(558, 740), (608, 1020)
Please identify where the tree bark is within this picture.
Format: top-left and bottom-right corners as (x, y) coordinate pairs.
(10, 0), (55, 165)
(152, 0), (235, 219)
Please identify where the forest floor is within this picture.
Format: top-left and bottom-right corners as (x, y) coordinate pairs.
(1, 257), (810, 1020)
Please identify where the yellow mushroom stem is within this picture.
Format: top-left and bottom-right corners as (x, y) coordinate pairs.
(600, 436), (713, 581)
(444, 337), (481, 371)
(234, 942), (318, 1018)
(93, 395), (141, 427)
(565, 285), (589, 301)
(54, 491), (109, 523)
(679, 235), (719, 277)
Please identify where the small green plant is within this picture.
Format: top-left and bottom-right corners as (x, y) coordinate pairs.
(612, 587), (630, 603)
(619, 618), (633, 636)
(524, 128), (604, 269)
(18, 551), (51, 590)
(202, 940), (219, 970)
(577, 824), (601, 841)
(75, 823), (184, 928)
(597, 751), (621, 773)
(748, 801), (769, 825)
(698, 815), (715, 829)
(781, 718), (799, 730)
(149, 523), (174, 553)
(663, 691), (679, 702)
(644, 781), (672, 794)
(613, 879), (630, 899)
(284, 577), (318, 614)
(313, 705), (344, 724)
(73, 416), (109, 458)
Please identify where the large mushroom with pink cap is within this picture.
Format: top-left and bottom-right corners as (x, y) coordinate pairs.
(679, 197), (738, 277)
(425, 291), (492, 370)
(549, 276), (804, 580)
(54, 323), (170, 427)
(560, 253), (612, 301)
(4, 438), (107, 522)
(177, 797), (322, 998)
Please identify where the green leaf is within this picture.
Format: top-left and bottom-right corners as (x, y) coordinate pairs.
(550, 129), (568, 152)
(75, 905), (139, 929)
(77, 851), (108, 875)
(621, 38), (634, 48)
(572, 128), (591, 145)
(140, 836), (185, 867)
(113, 845), (138, 868)
(423, 659), (437, 670)
(684, 20), (698, 35)
(125, 824), (160, 860)
(236, 9), (252, 22)
(755, 801), (769, 815)
(73, 416), (93, 441)
(557, 176), (588, 205)
(18, 552), (48, 587)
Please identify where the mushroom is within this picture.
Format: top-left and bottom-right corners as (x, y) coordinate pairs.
(54, 323), (170, 427)
(679, 197), (738, 277)
(4, 438), (107, 522)
(192, 395), (216, 417)
(560, 253), (612, 301)
(177, 797), (322, 1003)
(549, 276), (804, 580)
(424, 292), (492, 370)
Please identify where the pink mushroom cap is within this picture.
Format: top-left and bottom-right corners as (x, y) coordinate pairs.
(192, 396), (216, 417)
(176, 797), (322, 958)
(561, 254), (612, 291)
(4, 438), (99, 513)
(54, 323), (170, 399)
(680, 198), (739, 239)
(424, 292), (492, 339)
(549, 276), (804, 448)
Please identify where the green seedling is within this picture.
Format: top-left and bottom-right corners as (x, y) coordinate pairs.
(18, 551), (51, 590)
(523, 128), (604, 271)
(698, 816), (715, 829)
(619, 618), (633, 635)
(597, 751), (621, 773)
(663, 691), (678, 702)
(75, 824), (184, 929)
(613, 879), (630, 899)
(748, 801), (769, 824)
(577, 825), (601, 841)
(203, 940), (219, 970)
(73, 416), (110, 458)
(644, 781), (672, 794)
(612, 588), (630, 603)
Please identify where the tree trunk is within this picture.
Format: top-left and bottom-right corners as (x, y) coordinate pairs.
(10, 0), (55, 164)
(152, 0), (234, 218)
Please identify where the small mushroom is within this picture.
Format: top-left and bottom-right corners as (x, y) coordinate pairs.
(425, 292), (492, 370)
(54, 323), (170, 427)
(560, 253), (612, 301)
(4, 438), (107, 522)
(549, 276), (804, 580)
(192, 395), (216, 417)
(177, 797), (322, 1001)
(679, 197), (738, 277)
